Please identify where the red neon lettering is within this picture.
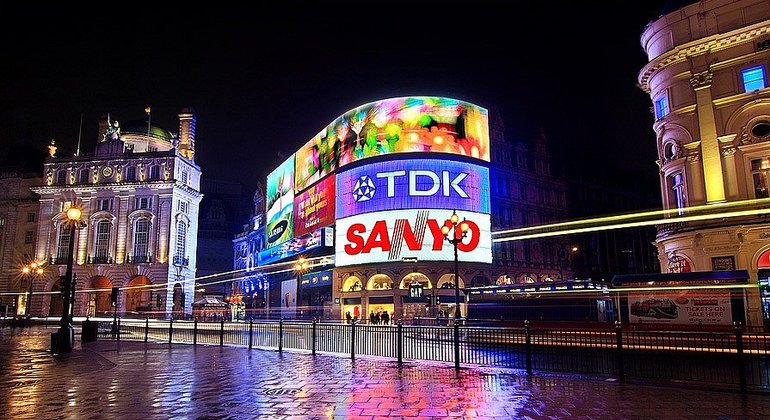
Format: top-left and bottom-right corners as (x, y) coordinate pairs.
(426, 219), (446, 251)
(457, 220), (480, 252)
(363, 220), (391, 253)
(401, 221), (422, 250)
(344, 223), (366, 255)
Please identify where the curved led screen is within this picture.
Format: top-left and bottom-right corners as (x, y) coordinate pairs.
(295, 175), (335, 237)
(335, 209), (492, 267)
(336, 158), (490, 219)
(265, 155), (295, 248)
(294, 97), (489, 191)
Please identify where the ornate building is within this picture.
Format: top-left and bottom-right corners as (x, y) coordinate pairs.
(639, 0), (770, 326)
(30, 109), (202, 318)
(487, 116), (569, 285)
(0, 169), (42, 315)
(231, 182), (267, 317)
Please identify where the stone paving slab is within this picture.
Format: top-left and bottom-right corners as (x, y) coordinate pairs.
(1, 327), (769, 419)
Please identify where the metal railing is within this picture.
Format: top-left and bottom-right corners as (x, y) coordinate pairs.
(19, 317), (767, 393)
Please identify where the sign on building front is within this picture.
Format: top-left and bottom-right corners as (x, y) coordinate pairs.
(627, 290), (733, 326)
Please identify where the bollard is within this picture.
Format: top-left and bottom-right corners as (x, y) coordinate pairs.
(193, 319), (198, 346)
(525, 320), (532, 375)
(220, 320), (225, 347)
(249, 319), (253, 350)
(312, 319), (317, 355)
(734, 321), (747, 393)
(144, 317), (149, 343)
(351, 319), (356, 360)
(615, 320), (624, 382)
(169, 318), (174, 344)
(397, 319), (403, 365)
(279, 319), (283, 352)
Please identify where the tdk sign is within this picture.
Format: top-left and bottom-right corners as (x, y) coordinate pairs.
(336, 158), (490, 219)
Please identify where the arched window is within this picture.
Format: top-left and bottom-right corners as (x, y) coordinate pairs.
(175, 221), (187, 263)
(79, 169), (90, 184)
(150, 165), (160, 180)
(133, 218), (151, 261)
(56, 225), (72, 261)
(93, 220), (111, 261)
(56, 170), (67, 185)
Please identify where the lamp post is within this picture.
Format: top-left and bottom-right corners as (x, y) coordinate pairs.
(294, 257), (309, 319)
(52, 206), (85, 353)
(441, 210), (470, 321)
(20, 261), (44, 318)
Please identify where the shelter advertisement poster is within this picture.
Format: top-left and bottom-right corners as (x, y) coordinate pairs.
(265, 155), (295, 248)
(627, 290), (733, 326)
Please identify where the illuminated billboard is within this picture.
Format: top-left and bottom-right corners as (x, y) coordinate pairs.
(295, 175), (335, 237)
(336, 158), (490, 219)
(294, 97), (490, 191)
(265, 155), (295, 248)
(259, 227), (333, 266)
(335, 209), (492, 267)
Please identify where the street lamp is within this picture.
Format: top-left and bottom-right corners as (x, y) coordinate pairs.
(20, 261), (44, 318)
(52, 206), (85, 353)
(294, 257), (309, 319)
(441, 210), (470, 321)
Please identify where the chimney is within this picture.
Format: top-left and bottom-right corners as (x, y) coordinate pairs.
(177, 107), (196, 161)
(98, 114), (109, 142)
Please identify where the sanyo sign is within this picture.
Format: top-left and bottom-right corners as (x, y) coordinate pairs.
(336, 158), (491, 219)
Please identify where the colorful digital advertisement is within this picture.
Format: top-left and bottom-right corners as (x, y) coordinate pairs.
(265, 155), (295, 248)
(335, 158), (490, 219)
(259, 227), (333, 266)
(335, 209), (492, 267)
(294, 97), (490, 191)
(627, 291), (733, 326)
(294, 175), (335, 237)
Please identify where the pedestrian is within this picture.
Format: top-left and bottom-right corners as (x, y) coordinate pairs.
(369, 310), (376, 325)
(346, 310), (352, 324)
(382, 310), (390, 325)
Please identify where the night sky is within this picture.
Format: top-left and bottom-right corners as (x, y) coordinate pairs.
(1, 2), (667, 201)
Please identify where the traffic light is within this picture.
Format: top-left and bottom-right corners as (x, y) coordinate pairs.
(111, 287), (119, 306)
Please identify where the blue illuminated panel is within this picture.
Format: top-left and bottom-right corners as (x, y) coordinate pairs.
(336, 158), (490, 219)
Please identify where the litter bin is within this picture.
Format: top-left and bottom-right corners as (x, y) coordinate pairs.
(81, 319), (98, 343)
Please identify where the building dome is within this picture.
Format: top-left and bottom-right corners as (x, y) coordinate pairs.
(121, 119), (174, 142)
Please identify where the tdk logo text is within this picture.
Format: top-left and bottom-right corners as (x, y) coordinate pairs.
(352, 170), (469, 201)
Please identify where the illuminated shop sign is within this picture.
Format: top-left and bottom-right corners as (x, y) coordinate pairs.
(301, 270), (333, 288)
(294, 97), (490, 191)
(265, 155), (295, 248)
(295, 175), (335, 237)
(336, 159), (490, 219)
(335, 209), (492, 267)
(259, 227), (332, 266)
(628, 291), (733, 326)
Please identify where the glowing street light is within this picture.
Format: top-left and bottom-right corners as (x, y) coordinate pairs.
(294, 257), (310, 319)
(441, 210), (470, 370)
(19, 261), (44, 318)
(52, 204), (86, 353)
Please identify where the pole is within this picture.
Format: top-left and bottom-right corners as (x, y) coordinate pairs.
(145, 317), (149, 342)
(735, 322), (747, 393)
(25, 273), (34, 318)
(54, 222), (77, 352)
(454, 240), (460, 320)
(311, 319), (317, 355)
(248, 319), (253, 350)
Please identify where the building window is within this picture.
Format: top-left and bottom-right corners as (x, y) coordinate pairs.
(133, 218), (151, 260)
(150, 165), (160, 180)
(135, 197), (152, 210)
(97, 198), (113, 212)
(24, 230), (33, 244)
(654, 96), (669, 119)
(57, 170), (67, 185)
(175, 221), (187, 261)
(742, 66), (766, 92)
(56, 226), (72, 261)
(125, 166), (137, 181)
(26, 212), (35, 222)
(94, 220), (111, 260)
(181, 168), (189, 185)
(178, 200), (188, 214)
(79, 169), (90, 184)
(751, 158), (770, 198)
(671, 172), (685, 215)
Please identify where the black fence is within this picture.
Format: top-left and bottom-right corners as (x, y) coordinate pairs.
(22, 318), (769, 393)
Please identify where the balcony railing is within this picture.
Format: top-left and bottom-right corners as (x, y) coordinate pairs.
(88, 255), (113, 264)
(127, 254), (154, 264)
(49, 256), (71, 265)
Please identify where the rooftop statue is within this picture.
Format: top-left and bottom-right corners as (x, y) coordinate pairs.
(103, 115), (121, 142)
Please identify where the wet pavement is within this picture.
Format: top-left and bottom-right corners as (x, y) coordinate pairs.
(1, 327), (768, 419)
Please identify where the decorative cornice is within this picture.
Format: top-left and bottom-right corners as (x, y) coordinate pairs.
(686, 152), (701, 163)
(639, 24), (770, 93)
(720, 146), (738, 157)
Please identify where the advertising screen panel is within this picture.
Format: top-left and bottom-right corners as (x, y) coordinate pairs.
(627, 290), (733, 326)
(294, 175), (335, 237)
(259, 227), (332, 266)
(336, 158), (490, 219)
(294, 97), (490, 191)
(335, 209), (492, 267)
(301, 269), (333, 289)
(265, 155), (295, 248)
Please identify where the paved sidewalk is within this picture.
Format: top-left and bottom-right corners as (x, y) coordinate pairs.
(1, 327), (768, 419)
